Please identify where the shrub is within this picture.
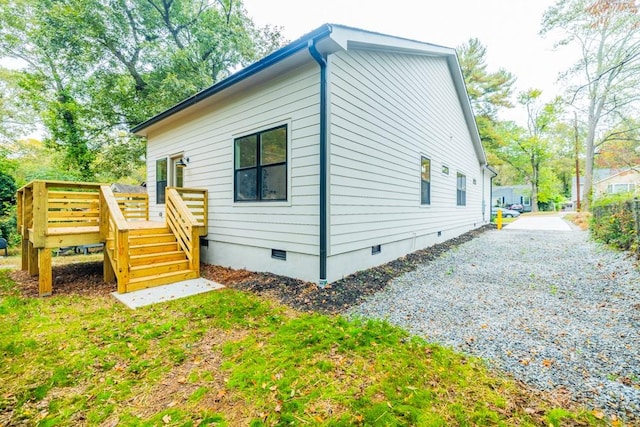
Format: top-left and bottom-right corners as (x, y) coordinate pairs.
(590, 195), (639, 255)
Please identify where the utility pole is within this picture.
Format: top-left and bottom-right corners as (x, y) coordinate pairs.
(574, 112), (581, 212)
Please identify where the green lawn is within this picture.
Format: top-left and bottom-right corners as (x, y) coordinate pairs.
(0, 268), (602, 426)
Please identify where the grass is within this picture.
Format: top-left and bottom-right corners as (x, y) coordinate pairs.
(0, 268), (606, 426)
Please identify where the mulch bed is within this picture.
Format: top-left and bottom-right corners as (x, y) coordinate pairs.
(9, 225), (494, 312)
(202, 224), (495, 314)
(10, 262), (115, 298)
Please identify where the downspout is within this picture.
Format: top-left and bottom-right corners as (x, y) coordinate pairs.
(308, 39), (328, 286)
(482, 168), (485, 222)
(486, 165), (497, 223)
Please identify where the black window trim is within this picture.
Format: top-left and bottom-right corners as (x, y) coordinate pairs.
(156, 157), (168, 205)
(234, 124), (288, 203)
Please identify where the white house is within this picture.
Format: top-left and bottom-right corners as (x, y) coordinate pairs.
(132, 24), (495, 285)
(594, 167), (640, 198)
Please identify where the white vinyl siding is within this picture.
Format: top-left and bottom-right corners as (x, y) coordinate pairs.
(329, 49), (484, 255)
(146, 62), (321, 255)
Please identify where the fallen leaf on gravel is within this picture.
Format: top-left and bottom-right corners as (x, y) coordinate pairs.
(591, 409), (605, 419)
(542, 359), (554, 367)
(162, 414), (171, 424)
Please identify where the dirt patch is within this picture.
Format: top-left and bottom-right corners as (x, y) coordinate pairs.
(9, 262), (115, 298)
(203, 225), (495, 314)
(564, 212), (592, 230)
(103, 329), (254, 425)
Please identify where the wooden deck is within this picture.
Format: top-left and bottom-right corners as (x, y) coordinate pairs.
(17, 180), (208, 296)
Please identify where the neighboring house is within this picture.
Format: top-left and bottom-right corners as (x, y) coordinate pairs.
(493, 185), (531, 212)
(571, 168), (629, 206)
(594, 168), (640, 198)
(132, 24), (495, 284)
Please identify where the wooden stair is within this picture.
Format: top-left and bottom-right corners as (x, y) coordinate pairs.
(125, 225), (198, 292)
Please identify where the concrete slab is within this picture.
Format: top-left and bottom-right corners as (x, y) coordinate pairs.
(111, 278), (224, 309)
(504, 214), (572, 231)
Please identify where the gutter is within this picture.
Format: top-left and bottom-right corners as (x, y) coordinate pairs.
(308, 38), (329, 286)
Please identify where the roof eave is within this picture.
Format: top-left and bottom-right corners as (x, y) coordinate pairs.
(131, 24), (334, 135)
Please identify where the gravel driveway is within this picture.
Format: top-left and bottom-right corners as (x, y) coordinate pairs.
(350, 218), (640, 421)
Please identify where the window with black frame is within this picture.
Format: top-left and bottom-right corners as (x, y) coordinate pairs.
(234, 125), (287, 202)
(421, 157), (431, 205)
(456, 172), (466, 206)
(156, 158), (167, 204)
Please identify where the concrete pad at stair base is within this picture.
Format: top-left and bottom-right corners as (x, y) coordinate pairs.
(504, 215), (572, 231)
(112, 278), (224, 309)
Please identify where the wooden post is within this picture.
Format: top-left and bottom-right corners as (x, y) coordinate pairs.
(116, 229), (129, 293)
(38, 248), (52, 296)
(28, 241), (38, 276)
(32, 181), (48, 248)
(202, 189), (208, 231)
(99, 187), (108, 240)
(191, 226), (200, 274)
(21, 238), (29, 271)
(103, 249), (115, 283)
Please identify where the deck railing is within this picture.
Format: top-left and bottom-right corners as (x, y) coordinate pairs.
(166, 188), (202, 273)
(99, 186), (130, 293)
(167, 187), (208, 236)
(114, 192), (149, 222)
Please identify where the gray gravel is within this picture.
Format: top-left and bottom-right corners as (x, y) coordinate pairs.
(349, 226), (640, 421)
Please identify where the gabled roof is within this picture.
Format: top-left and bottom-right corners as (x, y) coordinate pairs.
(594, 166), (640, 184)
(132, 24), (486, 165)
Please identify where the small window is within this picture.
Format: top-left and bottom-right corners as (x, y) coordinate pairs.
(456, 173), (466, 206)
(156, 158), (167, 205)
(421, 157), (431, 205)
(442, 165), (449, 175)
(371, 244), (381, 255)
(235, 125), (287, 202)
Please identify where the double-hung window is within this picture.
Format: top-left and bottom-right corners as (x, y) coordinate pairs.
(421, 157), (431, 205)
(234, 125), (287, 202)
(456, 172), (466, 206)
(156, 158), (168, 205)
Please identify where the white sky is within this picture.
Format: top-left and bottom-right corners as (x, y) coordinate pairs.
(243, 0), (576, 124)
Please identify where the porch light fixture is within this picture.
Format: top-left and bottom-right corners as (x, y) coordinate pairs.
(176, 157), (189, 168)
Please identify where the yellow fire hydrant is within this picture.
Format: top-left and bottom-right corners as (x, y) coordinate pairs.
(496, 209), (503, 230)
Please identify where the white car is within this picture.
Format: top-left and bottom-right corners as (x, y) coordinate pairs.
(491, 207), (521, 218)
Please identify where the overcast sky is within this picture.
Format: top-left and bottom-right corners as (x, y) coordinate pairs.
(243, 0), (576, 124)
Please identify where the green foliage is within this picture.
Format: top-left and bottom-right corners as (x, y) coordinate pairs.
(0, 0), (284, 182)
(0, 169), (16, 216)
(541, 0), (640, 211)
(458, 38), (515, 120)
(0, 272), (604, 426)
(590, 195), (639, 253)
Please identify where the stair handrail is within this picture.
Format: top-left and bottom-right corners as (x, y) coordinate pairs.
(99, 185), (130, 292)
(165, 188), (201, 274)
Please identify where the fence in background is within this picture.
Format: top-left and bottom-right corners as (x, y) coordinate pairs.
(591, 197), (640, 256)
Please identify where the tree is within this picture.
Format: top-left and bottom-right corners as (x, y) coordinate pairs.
(458, 38), (516, 119)
(0, 68), (35, 144)
(490, 90), (563, 211)
(541, 0), (640, 210)
(0, 0), (284, 182)
(458, 38), (516, 150)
